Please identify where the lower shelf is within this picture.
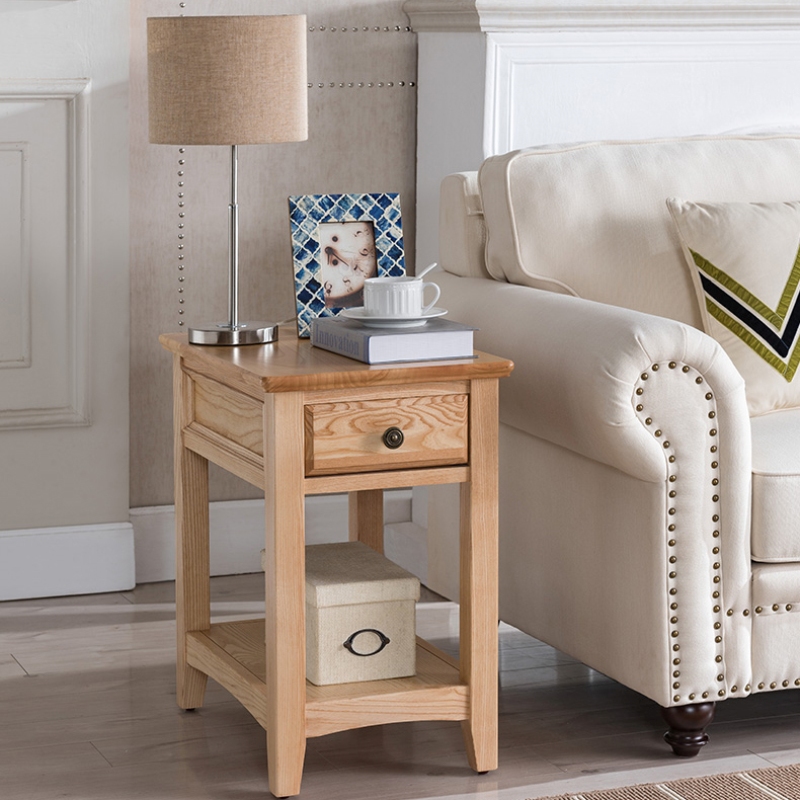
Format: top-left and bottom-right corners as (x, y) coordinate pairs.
(186, 618), (471, 738)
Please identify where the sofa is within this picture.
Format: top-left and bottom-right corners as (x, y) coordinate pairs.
(427, 134), (800, 754)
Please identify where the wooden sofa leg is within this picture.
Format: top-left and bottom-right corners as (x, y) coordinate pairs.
(661, 702), (716, 757)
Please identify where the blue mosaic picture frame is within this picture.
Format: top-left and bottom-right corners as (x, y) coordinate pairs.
(289, 192), (406, 337)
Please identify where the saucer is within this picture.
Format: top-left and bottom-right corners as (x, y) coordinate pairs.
(341, 307), (448, 328)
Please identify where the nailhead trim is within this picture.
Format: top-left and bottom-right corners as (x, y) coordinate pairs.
(634, 361), (724, 702)
(308, 23), (413, 33)
(310, 79), (416, 89)
(753, 677), (800, 692)
(175, 147), (187, 326)
(749, 603), (800, 692)
(749, 603), (800, 615)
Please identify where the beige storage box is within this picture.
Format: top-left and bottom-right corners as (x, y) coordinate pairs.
(305, 541), (420, 686)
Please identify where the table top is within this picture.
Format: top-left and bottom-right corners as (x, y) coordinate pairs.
(160, 327), (513, 394)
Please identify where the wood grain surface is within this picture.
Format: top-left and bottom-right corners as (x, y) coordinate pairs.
(160, 330), (513, 393)
(163, 333), (512, 794)
(305, 393), (468, 475)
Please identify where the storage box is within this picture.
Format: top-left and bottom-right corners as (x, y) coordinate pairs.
(305, 541), (420, 686)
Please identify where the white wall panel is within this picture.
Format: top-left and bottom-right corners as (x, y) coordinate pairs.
(0, 143), (27, 368)
(0, 2), (131, 595)
(0, 84), (89, 428)
(487, 32), (800, 155)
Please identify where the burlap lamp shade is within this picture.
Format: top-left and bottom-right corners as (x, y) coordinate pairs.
(146, 14), (308, 346)
(147, 15), (308, 145)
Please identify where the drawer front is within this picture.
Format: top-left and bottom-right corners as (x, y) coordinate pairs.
(305, 394), (468, 476)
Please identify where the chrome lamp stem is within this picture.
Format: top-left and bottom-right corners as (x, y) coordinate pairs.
(187, 144), (279, 346)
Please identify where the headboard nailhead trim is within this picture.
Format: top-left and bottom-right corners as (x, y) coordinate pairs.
(308, 24), (412, 33)
(176, 147), (186, 326)
(309, 81), (416, 89)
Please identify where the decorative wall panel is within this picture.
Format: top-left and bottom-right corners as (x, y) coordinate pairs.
(0, 82), (89, 429)
(486, 33), (800, 156)
(0, 143), (28, 368)
(0, 0), (131, 588)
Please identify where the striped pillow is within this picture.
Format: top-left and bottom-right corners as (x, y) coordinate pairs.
(668, 198), (800, 415)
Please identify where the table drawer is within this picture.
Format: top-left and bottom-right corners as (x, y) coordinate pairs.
(304, 394), (468, 476)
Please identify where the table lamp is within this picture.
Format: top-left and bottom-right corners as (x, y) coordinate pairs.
(147, 15), (308, 345)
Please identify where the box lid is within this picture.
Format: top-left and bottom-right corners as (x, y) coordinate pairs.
(305, 542), (420, 608)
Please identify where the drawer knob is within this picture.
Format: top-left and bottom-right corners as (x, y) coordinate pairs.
(382, 427), (404, 449)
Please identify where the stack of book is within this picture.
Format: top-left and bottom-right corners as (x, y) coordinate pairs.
(310, 315), (476, 364)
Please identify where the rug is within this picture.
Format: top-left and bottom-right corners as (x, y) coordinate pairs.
(533, 762), (800, 799)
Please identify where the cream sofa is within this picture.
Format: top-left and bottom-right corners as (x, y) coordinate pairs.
(428, 134), (800, 754)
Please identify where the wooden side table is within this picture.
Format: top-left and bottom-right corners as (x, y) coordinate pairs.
(160, 330), (513, 797)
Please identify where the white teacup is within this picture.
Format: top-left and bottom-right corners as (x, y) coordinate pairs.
(363, 276), (441, 318)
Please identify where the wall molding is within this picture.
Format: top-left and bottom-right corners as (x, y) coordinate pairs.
(404, 0), (800, 32)
(0, 79), (90, 430)
(0, 521), (135, 602)
(0, 142), (30, 369)
(483, 32), (800, 155)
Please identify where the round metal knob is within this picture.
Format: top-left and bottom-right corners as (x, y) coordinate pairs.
(382, 427), (404, 449)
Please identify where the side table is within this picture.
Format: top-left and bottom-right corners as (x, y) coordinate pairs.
(160, 330), (513, 797)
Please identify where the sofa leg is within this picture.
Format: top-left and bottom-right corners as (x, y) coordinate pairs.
(661, 702), (716, 757)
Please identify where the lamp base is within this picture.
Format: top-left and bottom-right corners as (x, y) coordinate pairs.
(188, 321), (279, 346)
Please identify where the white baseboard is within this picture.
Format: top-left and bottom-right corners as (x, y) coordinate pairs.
(0, 522), (135, 601)
(0, 492), (421, 601)
(131, 491), (414, 584)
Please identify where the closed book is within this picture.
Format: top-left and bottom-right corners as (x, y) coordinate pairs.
(311, 316), (476, 364)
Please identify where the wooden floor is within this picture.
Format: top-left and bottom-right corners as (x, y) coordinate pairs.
(1, 574), (799, 800)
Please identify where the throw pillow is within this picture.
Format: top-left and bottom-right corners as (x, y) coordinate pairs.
(667, 198), (800, 415)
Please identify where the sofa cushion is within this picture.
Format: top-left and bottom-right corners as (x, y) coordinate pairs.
(751, 409), (800, 562)
(438, 173), (491, 280)
(478, 135), (800, 330)
(668, 199), (800, 415)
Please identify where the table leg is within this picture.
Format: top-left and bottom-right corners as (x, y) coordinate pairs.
(264, 392), (307, 798)
(173, 356), (209, 710)
(459, 379), (499, 773)
(348, 489), (384, 553)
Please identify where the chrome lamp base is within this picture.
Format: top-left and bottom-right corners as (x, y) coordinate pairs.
(188, 321), (279, 346)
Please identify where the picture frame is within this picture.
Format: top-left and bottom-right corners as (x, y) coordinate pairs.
(289, 192), (406, 337)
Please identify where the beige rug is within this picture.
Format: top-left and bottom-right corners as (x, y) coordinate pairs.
(534, 762), (800, 799)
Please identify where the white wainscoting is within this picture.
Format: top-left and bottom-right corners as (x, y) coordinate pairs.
(0, 80), (90, 429)
(0, 0), (129, 600)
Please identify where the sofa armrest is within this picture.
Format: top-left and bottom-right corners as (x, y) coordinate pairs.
(437, 270), (748, 483)
(431, 271), (755, 702)
(435, 270), (755, 700)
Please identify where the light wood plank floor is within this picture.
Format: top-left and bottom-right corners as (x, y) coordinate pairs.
(1, 574), (799, 800)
